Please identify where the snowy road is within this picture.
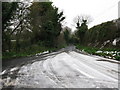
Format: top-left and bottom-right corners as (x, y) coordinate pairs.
(9, 51), (118, 88)
(12, 51), (118, 88)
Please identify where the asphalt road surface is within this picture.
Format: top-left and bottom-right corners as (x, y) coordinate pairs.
(1, 46), (119, 89)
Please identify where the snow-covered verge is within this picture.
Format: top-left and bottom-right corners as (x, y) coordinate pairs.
(35, 51), (49, 56)
(0, 51), (118, 88)
(95, 50), (120, 60)
(76, 45), (120, 60)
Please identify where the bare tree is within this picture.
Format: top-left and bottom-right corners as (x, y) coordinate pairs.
(73, 14), (93, 27)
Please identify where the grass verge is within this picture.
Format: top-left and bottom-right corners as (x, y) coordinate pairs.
(2, 45), (66, 60)
(76, 45), (120, 61)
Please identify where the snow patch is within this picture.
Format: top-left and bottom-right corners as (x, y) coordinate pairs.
(112, 39), (116, 46)
(96, 51), (102, 53)
(10, 67), (19, 72)
(104, 40), (110, 46)
(112, 38), (120, 46)
(0, 70), (7, 75)
(36, 51), (49, 56)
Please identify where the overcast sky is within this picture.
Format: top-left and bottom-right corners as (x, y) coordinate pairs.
(52, 0), (119, 31)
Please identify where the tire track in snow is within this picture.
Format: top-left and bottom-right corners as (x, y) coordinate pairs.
(48, 59), (67, 88)
(69, 51), (118, 80)
(39, 59), (65, 88)
(63, 52), (118, 88)
(71, 53), (117, 82)
(48, 52), (98, 88)
(3, 51), (118, 88)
